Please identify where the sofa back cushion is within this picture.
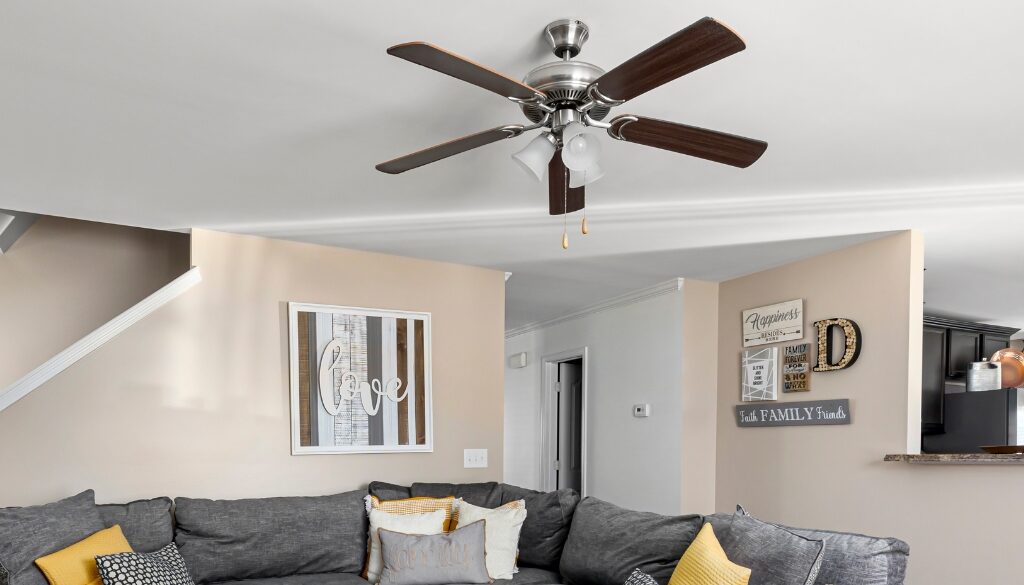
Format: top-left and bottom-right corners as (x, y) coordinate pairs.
(707, 511), (910, 585)
(0, 490), (106, 585)
(559, 497), (701, 585)
(713, 512), (824, 585)
(410, 482), (503, 508)
(98, 497), (174, 553)
(368, 482), (412, 501)
(787, 526), (909, 585)
(173, 490), (367, 584)
(499, 484), (579, 571)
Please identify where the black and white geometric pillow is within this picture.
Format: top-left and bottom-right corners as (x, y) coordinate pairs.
(624, 568), (659, 585)
(95, 543), (196, 585)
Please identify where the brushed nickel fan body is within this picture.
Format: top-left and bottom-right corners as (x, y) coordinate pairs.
(375, 16), (768, 217)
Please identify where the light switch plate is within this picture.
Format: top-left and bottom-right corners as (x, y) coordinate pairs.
(633, 403), (651, 417)
(464, 448), (488, 468)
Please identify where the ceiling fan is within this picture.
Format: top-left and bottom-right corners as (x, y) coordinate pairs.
(375, 17), (767, 248)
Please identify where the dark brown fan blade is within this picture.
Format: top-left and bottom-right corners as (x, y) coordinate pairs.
(548, 150), (585, 215)
(388, 42), (545, 101)
(609, 115), (766, 168)
(376, 125), (522, 174)
(589, 17), (745, 104)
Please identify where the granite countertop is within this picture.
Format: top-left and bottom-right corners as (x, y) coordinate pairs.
(885, 453), (1024, 465)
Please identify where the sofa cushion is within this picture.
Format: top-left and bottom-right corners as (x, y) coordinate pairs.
(786, 526), (909, 585)
(98, 497), (175, 553)
(409, 483), (503, 508)
(499, 484), (580, 571)
(0, 490), (105, 585)
(713, 512), (824, 585)
(559, 497), (702, 585)
(368, 482), (412, 501)
(212, 574), (370, 585)
(508, 566), (563, 585)
(711, 509), (910, 585)
(174, 490), (367, 584)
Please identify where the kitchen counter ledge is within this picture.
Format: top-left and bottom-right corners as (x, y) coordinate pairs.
(885, 453), (1024, 465)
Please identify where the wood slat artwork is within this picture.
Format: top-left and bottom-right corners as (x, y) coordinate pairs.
(291, 304), (432, 453)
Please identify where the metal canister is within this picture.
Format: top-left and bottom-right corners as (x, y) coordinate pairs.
(967, 360), (1002, 392)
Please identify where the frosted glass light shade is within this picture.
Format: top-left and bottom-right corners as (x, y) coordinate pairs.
(561, 121), (587, 143)
(562, 133), (602, 171)
(569, 163), (605, 188)
(512, 134), (556, 181)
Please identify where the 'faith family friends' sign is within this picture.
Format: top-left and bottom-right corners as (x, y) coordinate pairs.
(735, 399), (851, 427)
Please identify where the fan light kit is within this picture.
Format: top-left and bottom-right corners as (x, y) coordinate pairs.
(376, 17), (767, 249)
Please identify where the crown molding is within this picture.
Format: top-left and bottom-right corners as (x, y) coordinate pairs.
(505, 278), (684, 339)
(0, 267), (202, 414)
(219, 181), (1024, 239)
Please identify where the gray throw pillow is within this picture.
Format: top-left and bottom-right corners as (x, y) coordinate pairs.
(499, 484), (580, 570)
(378, 520), (489, 585)
(0, 490), (105, 585)
(98, 497), (175, 553)
(716, 509), (825, 585)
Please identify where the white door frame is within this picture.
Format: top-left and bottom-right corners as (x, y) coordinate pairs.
(539, 347), (588, 496)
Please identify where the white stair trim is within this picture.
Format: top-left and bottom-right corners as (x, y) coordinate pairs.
(0, 267), (202, 413)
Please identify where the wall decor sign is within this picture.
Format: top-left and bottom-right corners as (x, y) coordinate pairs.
(288, 302), (433, 454)
(783, 343), (811, 392)
(735, 399), (851, 427)
(741, 347), (778, 402)
(742, 299), (804, 347)
(813, 318), (862, 372)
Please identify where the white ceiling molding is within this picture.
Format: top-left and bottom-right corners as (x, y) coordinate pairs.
(0, 267), (202, 414)
(0, 209), (38, 254)
(505, 278), (683, 339)
(214, 181), (1024, 239)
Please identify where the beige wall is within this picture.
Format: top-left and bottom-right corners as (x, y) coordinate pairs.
(0, 229), (505, 507)
(680, 279), (719, 514)
(716, 231), (1024, 584)
(0, 216), (189, 389)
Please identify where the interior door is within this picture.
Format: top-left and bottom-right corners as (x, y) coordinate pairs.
(557, 360), (583, 492)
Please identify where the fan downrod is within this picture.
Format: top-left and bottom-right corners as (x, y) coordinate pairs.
(543, 19), (590, 59)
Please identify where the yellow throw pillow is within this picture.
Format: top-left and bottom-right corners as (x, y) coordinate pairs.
(34, 525), (133, 585)
(668, 523), (751, 585)
(369, 495), (457, 531)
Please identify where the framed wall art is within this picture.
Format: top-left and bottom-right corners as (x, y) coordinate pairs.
(742, 299), (803, 347)
(741, 347), (778, 402)
(288, 302), (433, 454)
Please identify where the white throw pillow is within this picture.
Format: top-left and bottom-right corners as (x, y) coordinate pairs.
(455, 498), (528, 580)
(367, 508), (447, 584)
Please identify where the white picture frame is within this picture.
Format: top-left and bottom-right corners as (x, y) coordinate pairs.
(742, 347), (778, 402)
(288, 302), (434, 455)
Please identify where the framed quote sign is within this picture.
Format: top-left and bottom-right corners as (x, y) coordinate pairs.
(288, 302), (433, 455)
(742, 299), (804, 347)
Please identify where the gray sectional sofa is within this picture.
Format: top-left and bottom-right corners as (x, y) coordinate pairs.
(1, 481), (909, 585)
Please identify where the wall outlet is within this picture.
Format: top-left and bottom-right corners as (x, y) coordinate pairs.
(464, 448), (488, 468)
(633, 403), (651, 417)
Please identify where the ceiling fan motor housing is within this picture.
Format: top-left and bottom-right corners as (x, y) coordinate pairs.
(520, 60), (609, 124)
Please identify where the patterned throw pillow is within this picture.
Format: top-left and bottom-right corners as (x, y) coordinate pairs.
(367, 496), (457, 531)
(625, 568), (660, 585)
(378, 520), (490, 585)
(95, 544), (195, 585)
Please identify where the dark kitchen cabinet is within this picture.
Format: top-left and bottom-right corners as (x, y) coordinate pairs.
(947, 330), (979, 379)
(921, 326), (946, 434)
(982, 335), (1010, 361)
(921, 316), (1020, 452)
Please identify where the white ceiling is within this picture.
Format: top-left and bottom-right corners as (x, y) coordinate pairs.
(1, 1), (1023, 330)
